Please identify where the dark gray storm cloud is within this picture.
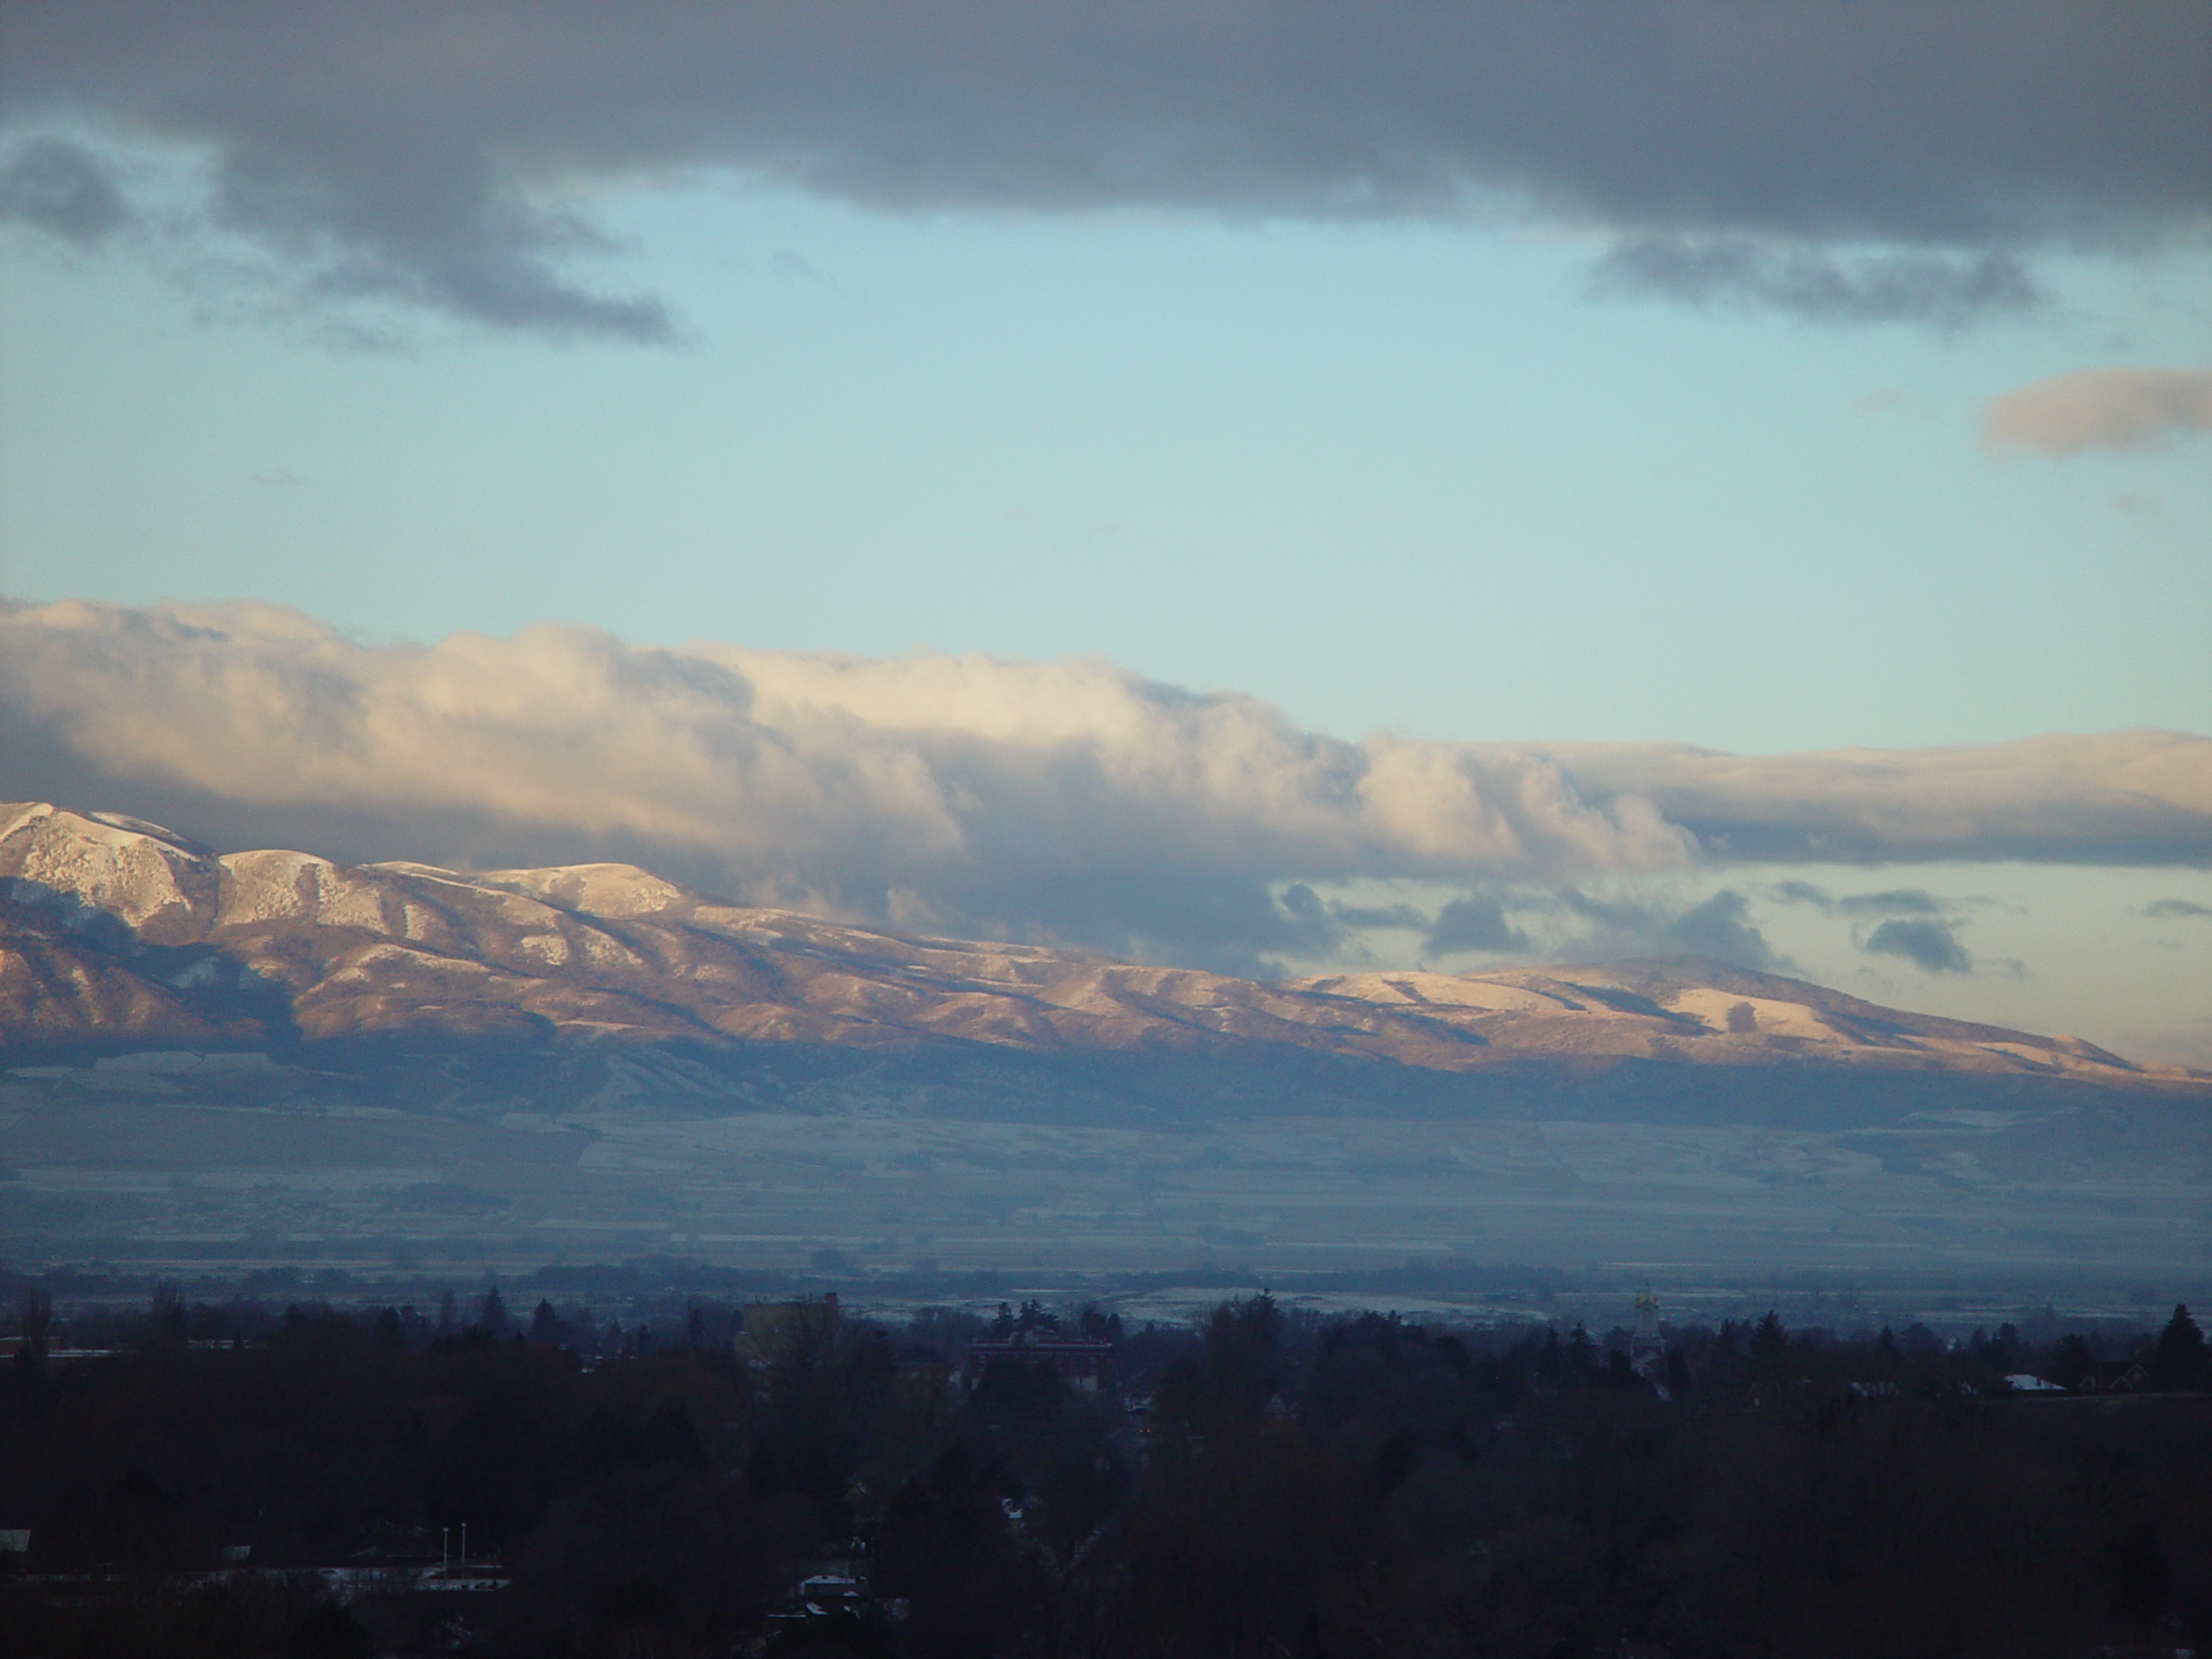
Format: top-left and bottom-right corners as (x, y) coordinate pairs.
(1550, 737), (2212, 869)
(1424, 893), (1530, 957)
(2144, 898), (2212, 918)
(1587, 238), (2047, 327)
(3, 1), (2204, 336)
(1837, 889), (1949, 918)
(1774, 881), (1952, 917)
(1421, 885), (1789, 972)
(1863, 916), (1975, 974)
(1552, 887), (1787, 973)
(1330, 900), (1429, 934)
(0, 137), (125, 245)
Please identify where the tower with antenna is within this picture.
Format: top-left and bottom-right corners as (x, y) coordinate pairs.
(1630, 1285), (1665, 1379)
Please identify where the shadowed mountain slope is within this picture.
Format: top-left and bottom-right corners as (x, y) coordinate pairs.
(3, 802), (2195, 1091)
(4, 803), (2207, 1279)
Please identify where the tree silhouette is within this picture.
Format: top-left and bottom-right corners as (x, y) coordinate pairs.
(6, 1287), (2211, 1657)
(530, 1299), (564, 1345)
(19, 1288), (52, 1357)
(2152, 1304), (2206, 1389)
(1749, 1309), (1790, 1388)
(2050, 1332), (2094, 1390)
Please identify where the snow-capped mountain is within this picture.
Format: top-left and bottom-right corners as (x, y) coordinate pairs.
(0, 800), (2190, 1090)
(6, 802), (2206, 1281)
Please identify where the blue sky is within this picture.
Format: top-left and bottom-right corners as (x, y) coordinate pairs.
(8, 181), (2208, 752)
(2, 3), (2208, 1060)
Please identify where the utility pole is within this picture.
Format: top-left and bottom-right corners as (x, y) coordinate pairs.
(460, 1522), (467, 1577)
(441, 1526), (448, 1581)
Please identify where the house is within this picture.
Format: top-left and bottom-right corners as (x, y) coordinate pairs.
(2083, 1359), (2153, 1395)
(964, 1327), (1114, 1391)
(734, 1294), (840, 1365)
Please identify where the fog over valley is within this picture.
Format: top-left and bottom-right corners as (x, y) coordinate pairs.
(3, 801), (2204, 1296)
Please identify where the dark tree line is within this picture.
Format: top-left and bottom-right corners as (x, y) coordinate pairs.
(2, 1289), (2207, 1657)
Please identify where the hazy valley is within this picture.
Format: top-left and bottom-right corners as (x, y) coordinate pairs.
(3, 802), (2206, 1290)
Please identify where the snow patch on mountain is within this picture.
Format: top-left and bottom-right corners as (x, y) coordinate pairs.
(0, 803), (221, 935)
(471, 863), (691, 918)
(3, 801), (2204, 1093)
(1667, 987), (1850, 1044)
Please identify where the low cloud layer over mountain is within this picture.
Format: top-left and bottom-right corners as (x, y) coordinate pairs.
(3, 1), (2205, 336)
(5, 599), (2206, 973)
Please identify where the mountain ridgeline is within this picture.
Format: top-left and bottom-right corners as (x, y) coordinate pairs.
(0, 801), (2188, 1084)
(2, 801), (2206, 1278)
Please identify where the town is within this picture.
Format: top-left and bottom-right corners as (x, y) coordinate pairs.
(3, 1283), (2207, 1656)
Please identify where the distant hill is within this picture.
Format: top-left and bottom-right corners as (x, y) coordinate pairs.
(3, 801), (2205, 1281)
(2, 801), (2194, 1090)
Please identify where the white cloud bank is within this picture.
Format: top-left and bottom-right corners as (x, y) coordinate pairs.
(1983, 366), (2212, 454)
(3, 600), (2207, 971)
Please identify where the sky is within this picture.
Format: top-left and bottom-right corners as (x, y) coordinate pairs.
(2, 2), (2209, 1062)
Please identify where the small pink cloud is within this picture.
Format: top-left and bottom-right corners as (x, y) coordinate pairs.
(1982, 365), (2212, 455)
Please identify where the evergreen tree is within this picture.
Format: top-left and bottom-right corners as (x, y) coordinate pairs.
(1565, 1321), (1598, 1384)
(149, 1281), (188, 1347)
(2049, 1332), (2094, 1390)
(2152, 1304), (2206, 1389)
(1749, 1310), (1790, 1386)
(12, 1288), (51, 1393)
(21, 1287), (51, 1357)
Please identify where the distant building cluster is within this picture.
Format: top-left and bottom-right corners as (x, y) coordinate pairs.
(962, 1327), (1115, 1391)
(731, 1292), (842, 1365)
